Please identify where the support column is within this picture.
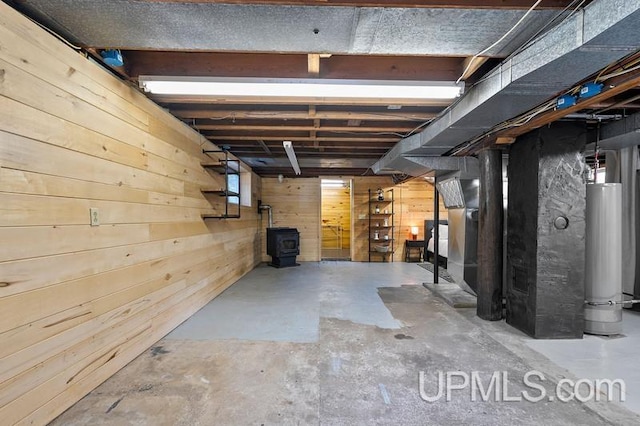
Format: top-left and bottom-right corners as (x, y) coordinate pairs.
(477, 150), (503, 321)
(433, 183), (440, 284)
(506, 123), (586, 338)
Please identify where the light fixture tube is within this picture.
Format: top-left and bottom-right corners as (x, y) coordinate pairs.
(283, 141), (301, 175)
(139, 76), (464, 100)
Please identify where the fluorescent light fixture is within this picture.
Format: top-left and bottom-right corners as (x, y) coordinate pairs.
(139, 76), (464, 100)
(283, 141), (301, 175)
(321, 179), (346, 188)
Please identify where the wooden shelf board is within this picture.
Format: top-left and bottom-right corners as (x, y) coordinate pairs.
(201, 189), (240, 197)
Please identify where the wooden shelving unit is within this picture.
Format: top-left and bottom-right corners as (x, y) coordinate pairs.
(368, 188), (394, 262)
(201, 149), (241, 219)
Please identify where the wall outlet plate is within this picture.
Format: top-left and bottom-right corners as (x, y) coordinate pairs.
(90, 208), (100, 226)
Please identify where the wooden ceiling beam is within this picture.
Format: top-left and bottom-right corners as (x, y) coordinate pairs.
(208, 136), (400, 142)
(251, 167), (373, 178)
(229, 148), (390, 154)
(257, 139), (272, 154)
(196, 124), (414, 132)
(308, 54), (321, 77)
(174, 109), (437, 121)
(126, 51), (465, 80)
(142, 1), (576, 10)
(152, 94), (452, 107)
(216, 140), (395, 148)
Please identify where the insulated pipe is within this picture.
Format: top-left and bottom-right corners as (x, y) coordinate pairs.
(259, 204), (273, 228)
(586, 299), (640, 306)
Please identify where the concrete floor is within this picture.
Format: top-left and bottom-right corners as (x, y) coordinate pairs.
(52, 262), (640, 425)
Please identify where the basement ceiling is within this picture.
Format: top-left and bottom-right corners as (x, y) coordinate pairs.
(10, 0), (604, 177)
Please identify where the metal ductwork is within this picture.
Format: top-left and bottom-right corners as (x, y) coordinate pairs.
(374, 0), (640, 175)
(598, 130), (640, 150)
(373, 152), (479, 177)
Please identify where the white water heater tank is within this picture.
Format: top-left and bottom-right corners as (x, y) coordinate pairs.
(584, 183), (623, 335)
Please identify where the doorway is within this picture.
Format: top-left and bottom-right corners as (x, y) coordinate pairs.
(321, 179), (352, 260)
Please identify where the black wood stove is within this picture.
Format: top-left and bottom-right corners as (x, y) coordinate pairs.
(266, 227), (300, 268)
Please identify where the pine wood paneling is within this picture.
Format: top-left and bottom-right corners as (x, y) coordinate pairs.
(352, 177), (447, 262)
(321, 185), (351, 249)
(261, 177), (321, 261)
(0, 3), (262, 424)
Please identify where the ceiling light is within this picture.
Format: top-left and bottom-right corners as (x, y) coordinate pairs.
(283, 141), (301, 175)
(321, 179), (346, 188)
(139, 76), (464, 100)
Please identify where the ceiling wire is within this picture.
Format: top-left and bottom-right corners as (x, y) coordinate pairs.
(456, 0), (543, 84)
(505, 0), (587, 62)
(467, 0), (587, 90)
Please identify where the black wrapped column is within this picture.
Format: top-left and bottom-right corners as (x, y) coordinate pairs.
(477, 149), (504, 321)
(506, 123), (587, 339)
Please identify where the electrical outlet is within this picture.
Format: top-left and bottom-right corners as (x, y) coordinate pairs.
(90, 208), (100, 226)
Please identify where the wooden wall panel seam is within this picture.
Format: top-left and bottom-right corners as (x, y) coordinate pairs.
(0, 233), (214, 297)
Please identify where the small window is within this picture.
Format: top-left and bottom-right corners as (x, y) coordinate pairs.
(240, 171), (251, 207)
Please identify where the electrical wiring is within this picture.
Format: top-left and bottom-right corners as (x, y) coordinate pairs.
(467, 0), (587, 90)
(449, 98), (556, 155)
(598, 62), (640, 81)
(456, 0), (543, 84)
(507, 0), (587, 61)
(403, 120), (434, 138)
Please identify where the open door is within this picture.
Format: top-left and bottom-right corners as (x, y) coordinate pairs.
(321, 179), (352, 260)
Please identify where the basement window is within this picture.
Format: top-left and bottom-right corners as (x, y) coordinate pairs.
(240, 171), (251, 207)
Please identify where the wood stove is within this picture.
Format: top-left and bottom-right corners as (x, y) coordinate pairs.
(266, 227), (300, 268)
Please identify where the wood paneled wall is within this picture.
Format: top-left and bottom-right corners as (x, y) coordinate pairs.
(352, 177), (447, 262)
(321, 185), (351, 249)
(0, 4), (262, 424)
(261, 177), (321, 261)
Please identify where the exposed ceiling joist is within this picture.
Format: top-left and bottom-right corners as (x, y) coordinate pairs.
(126, 52), (468, 81)
(207, 136), (400, 142)
(173, 109), (437, 121)
(211, 140), (396, 148)
(308, 53), (320, 77)
(195, 125), (415, 132)
(150, 94), (452, 107)
(257, 139), (272, 154)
